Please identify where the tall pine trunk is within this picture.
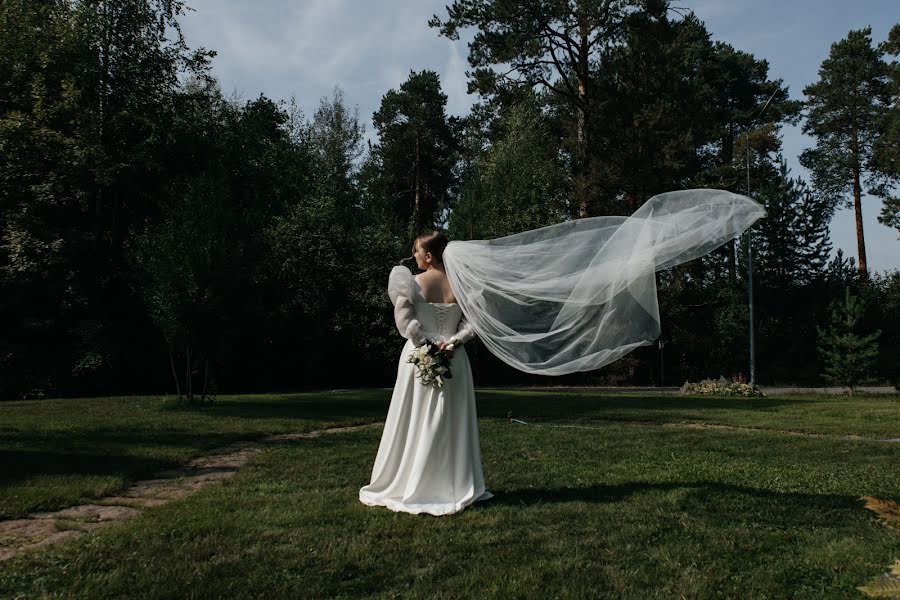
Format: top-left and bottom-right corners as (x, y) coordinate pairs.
(413, 136), (422, 234)
(851, 128), (868, 275)
(576, 25), (590, 219)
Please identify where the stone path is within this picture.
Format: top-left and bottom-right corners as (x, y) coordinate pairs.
(0, 423), (377, 562)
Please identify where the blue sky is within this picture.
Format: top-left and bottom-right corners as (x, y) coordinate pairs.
(180, 0), (899, 273)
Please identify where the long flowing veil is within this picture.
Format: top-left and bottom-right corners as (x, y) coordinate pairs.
(441, 189), (765, 375)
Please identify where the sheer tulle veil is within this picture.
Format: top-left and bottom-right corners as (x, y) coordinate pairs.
(441, 189), (765, 375)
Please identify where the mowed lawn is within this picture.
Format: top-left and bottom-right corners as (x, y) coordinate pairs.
(1, 390), (898, 598)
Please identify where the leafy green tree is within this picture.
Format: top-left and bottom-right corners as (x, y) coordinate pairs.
(817, 288), (880, 394)
(75, 0), (216, 375)
(130, 81), (297, 401)
(370, 71), (456, 238)
(309, 87), (365, 213)
(734, 160), (835, 384)
(585, 10), (801, 384)
(702, 43), (801, 186)
(262, 89), (369, 387)
(0, 0), (208, 394)
(0, 0), (92, 397)
(431, 0), (642, 218)
(800, 28), (892, 275)
(130, 177), (227, 403)
(266, 89), (364, 361)
(0, 0), (212, 397)
(450, 97), (568, 240)
(701, 42), (801, 280)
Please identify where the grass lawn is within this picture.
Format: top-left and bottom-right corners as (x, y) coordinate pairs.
(1, 390), (898, 598)
(0, 391), (389, 520)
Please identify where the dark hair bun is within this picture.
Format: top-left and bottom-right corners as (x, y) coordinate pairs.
(413, 230), (450, 263)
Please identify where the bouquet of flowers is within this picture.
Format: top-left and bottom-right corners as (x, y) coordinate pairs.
(407, 340), (458, 388)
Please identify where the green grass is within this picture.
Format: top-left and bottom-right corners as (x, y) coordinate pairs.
(0, 392), (389, 519)
(477, 389), (900, 438)
(1, 390), (898, 598)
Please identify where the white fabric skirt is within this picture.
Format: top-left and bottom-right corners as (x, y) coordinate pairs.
(359, 340), (492, 516)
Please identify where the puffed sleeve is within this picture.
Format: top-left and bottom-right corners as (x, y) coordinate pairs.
(388, 266), (428, 346)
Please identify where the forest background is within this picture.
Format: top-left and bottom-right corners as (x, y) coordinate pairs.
(1, 0), (898, 400)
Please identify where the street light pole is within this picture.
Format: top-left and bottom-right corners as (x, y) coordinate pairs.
(745, 90), (777, 387)
(746, 140), (757, 386)
(658, 339), (666, 390)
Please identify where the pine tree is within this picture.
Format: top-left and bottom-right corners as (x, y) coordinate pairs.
(430, 0), (641, 218)
(449, 97), (568, 240)
(874, 24), (900, 234)
(817, 287), (881, 394)
(754, 158), (832, 288)
(590, 10), (715, 214)
(369, 71), (456, 238)
(800, 28), (892, 275)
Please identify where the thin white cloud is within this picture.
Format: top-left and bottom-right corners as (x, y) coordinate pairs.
(445, 39), (474, 116)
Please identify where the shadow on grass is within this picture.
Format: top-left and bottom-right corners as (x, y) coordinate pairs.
(0, 448), (178, 487)
(160, 390), (796, 424)
(0, 427), (286, 489)
(485, 480), (865, 526)
(0, 419), (381, 492)
(173, 398), (390, 421)
(475, 392), (794, 420)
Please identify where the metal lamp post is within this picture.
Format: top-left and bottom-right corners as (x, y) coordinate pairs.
(745, 90), (777, 387)
(658, 339), (666, 390)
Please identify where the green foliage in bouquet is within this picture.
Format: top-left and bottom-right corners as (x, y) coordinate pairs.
(406, 343), (454, 388)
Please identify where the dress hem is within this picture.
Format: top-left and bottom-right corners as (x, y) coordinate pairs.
(358, 490), (494, 516)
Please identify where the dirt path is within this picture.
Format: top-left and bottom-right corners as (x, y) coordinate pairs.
(0, 423), (378, 562)
(661, 421), (900, 443)
(508, 418), (900, 443)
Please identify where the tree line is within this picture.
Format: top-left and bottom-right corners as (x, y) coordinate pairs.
(1, 0), (898, 400)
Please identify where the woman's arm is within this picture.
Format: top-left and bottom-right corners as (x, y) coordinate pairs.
(388, 265), (430, 346)
(394, 297), (428, 346)
(442, 314), (476, 351)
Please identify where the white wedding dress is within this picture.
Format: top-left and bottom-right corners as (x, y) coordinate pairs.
(359, 267), (492, 516)
(359, 188), (764, 515)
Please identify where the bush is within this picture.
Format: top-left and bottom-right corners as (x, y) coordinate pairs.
(680, 376), (765, 397)
(817, 287), (880, 395)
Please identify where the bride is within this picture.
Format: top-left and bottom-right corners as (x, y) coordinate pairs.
(358, 231), (493, 516)
(359, 189), (766, 517)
